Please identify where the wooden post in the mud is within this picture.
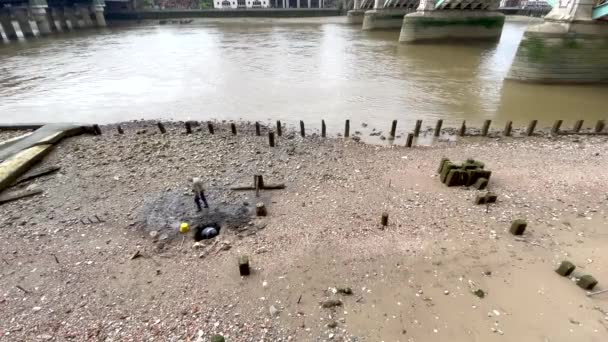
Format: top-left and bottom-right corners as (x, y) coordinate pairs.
(551, 120), (563, 135)
(573, 120), (584, 133)
(526, 120), (537, 136)
(300, 120), (305, 137)
(321, 120), (326, 138)
(276, 120), (282, 136)
(381, 212), (388, 227)
(185, 121), (192, 134)
(414, 120), (422, 137)
(157, 122), (166, 134)
(434, 120), (443, 137)
(207, 122), (214, 134)
(256, 203), (267, 216)
(459, 121), (466, 137)
(345, 119), (350, 138)
(503, 121), (512, 136)
(390, 120), (397, 138)
(255, 122), (261, 136)
(481, 120), (491, 136)
(231, 123), (237, 135)
(117, 125), (124, 135)
(239, 256), (250, 276)
(92, 124), (102, 135)
(594, 120), (605, 133)
(405, 133), (413, 148)
(268, 131), (275, 147)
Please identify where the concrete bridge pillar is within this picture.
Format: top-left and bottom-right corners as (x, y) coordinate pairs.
(347, 0), (366, 24)
(399, 0), (505, 42)
(507, 0), (608, 83)
(63, 7), (78, 30)
(74, 5), (93, 28)
(29, 0), (52, 35)
(51, 8), (69, 31)
(13, 7), (35, 38)
(362, 1), (418, 31)
(0, 8), (19, 41)
(92, 1), (107, 27)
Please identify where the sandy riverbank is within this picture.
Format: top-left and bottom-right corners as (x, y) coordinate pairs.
(1, 121), (607, 341)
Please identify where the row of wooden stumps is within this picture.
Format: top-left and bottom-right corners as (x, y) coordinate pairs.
(99, 119), (607, 147)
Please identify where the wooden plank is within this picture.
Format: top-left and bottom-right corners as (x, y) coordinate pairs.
(14, 166), (61, 185)
(0, 188), (43, 205)
(0, 145), (54, 194)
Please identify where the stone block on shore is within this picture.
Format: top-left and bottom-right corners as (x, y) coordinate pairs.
(555, 260), (575, 277)
(577, 275), (598, 290)
(510, 219), (527, 235)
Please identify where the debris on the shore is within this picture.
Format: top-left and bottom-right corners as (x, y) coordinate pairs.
(555, 261), (576, 277)
(321, 299), (343, 308)
(510, 219), (527, 235)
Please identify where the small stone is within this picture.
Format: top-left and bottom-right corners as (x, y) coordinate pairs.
(321, 299), (343, 308)
(149, 230), (159, 239)
(555, 260), (576, 277)
(37, 335), (53, 341)
(510, 219), (527, 235)
(444, 290), (450, 295)
(336, 286), (353, 295)
(269, 305), (280, 317)
(32, 306), (42, 312)
(473, 289), (485, 298)
(577, 275), (598, 290)
(210, 335), (225, 342)
(327, 321), (338, 328)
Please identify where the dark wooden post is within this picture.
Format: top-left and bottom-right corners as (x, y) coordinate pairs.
(481, 120), (491, 136)
(414, 120), (422, 137)
(503, 121), (512, 136)
(459, 121), (466, 137)
(405, 133), (413, 147)
(207, 122), (214, 134)
(300, 120), (305, 137)
(381, 212), (388, 226)
(268, 131), (275, 147)
(231, 123), (237, 135)
(157, 122), (166, 134)
(573, 120), (584, 133)
(117, 125), (124, 135)
(239, 256), (250, 276)
(345, 119), (350, 138)
(276, 120), (282, 136)
(434, 119), (442, 137)
(390, 120), (397, 138)
(255, 122), (261, 136)
(185, 121), (192, 134)
(595, 120), (605, 133)
(93, 124), (102, 135)
(526, 120), (537, 136)
(321, 120), (326, 138)
(551, 120), (563, 135)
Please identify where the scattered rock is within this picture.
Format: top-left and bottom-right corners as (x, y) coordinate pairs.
(473, 289), (485, 298)
(321, 299), (343, 308)
(269, 305), (280, 317)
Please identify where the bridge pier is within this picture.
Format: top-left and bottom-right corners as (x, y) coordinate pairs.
(507, 0), (608, 84)
(29, 0), (52, 35)
(92, 2), (106, 27)
(14, 7), (35, 38)
(63, 7), (78, 30)
(399, 0), (505, 43)
(74, 5), (93, 28)
(347, 0), (366, 24)
(362, 8), (415, 30)
(51, 8), (68, 32)
(0, 8), (18, 41)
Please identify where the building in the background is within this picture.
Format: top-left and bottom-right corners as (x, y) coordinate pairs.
(213, 0), (270, 8)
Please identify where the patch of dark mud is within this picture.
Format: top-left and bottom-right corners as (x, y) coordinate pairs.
(143, 190), (253, 241)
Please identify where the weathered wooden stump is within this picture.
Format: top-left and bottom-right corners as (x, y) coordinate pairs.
(157, 122), (166, 134)
(239, 256), (250, 276)
(276, 120), (282, 136)
(481, 120), (491, 136)
(185, 121), (192, 134)
(526, 120), (537, 136)
(93, 124), (102, 135)
(510, 219), (527, 235)
(555, 260), (576, 277)
(255, 122), (261, 136)
(414, 120), (422, 137)
(595, 120), (605, 133)
(459, 121), (466, 137)
(321, 120), (326, 138)
(207, 122), (214, 134)
(390, 120), (397, 138)
(300, 120), (305, 137)
(551, 120), (563, 135)
(117, 125), (124, 135)
(256, 202), (267, 216)
(268, 131), (275, 147)
(345, 119), (350, 138)
(573, 120), (584, 133)
(577, 275), (598, 290)
(405, 133), (414, 148)
(503, 121), (512, 136)
(381, 212), (388, 226)
(231, 123), (237, 135)
(434, 119), (443, 137)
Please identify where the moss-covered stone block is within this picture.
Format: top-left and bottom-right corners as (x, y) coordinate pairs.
(510, 219), (527, 235)
(239, 256), (250, 276)
(577, 275), (598, 290)
(474, 194), (486, 205)
(485, 192), (497, 203)
(211, 335), (226, 342)
(555, 260), (575, 277)
(446, 169), (467, 187)
(440, 162), (458, 183)
(472, 177), (488, 190)
(438, 158), (450, 173)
